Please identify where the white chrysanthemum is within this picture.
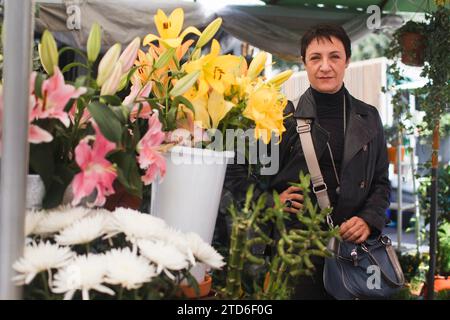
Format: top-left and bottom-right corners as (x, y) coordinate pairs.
(104, 247), (157, 290)
(52, 254), (114, 300)
(25, 210), (46, 236)
(104, 208), (167, 242)
(12, 241), (74, 285)
(185, 232), (225, 269)
(90, 208), (114, 231)
(137, 239), (190, 275)
(157, 227), (196, 265)
(55, 214), (106, 245)
(33, 206), (92, 235)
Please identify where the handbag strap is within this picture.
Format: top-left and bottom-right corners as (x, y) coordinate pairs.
(296, 118), (333, 227)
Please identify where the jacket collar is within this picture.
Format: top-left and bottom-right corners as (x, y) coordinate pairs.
(292, 86), (375, 175)
(293, 87), (368, 119)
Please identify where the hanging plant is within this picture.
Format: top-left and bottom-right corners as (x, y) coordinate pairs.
(397, 21), (427, 67)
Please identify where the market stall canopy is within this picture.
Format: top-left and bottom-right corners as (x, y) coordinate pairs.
(35, 0), (437, 60)
(35, 0), (212, 51)
(261, 0), (441, 13)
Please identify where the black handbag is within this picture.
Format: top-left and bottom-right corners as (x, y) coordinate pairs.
(323, 235), (405, 300)
(295, 117), (405, 300)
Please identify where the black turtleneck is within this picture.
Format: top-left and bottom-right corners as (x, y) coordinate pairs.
(311, 85), (349, 208)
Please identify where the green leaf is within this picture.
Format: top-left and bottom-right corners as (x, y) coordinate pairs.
(141, 97), (161, 109)
(87, 102), (123, 143)
(153, 48), (175, 69)
(125, 66), (139, 84)
(61, 62), (89, 74)
(183, 272), (200, 298)
(166, 107), (178, 131)
(110, 105), (128, 124)
(100, 95), (122, 106)
(155, 81), (166, 98)
(75, 75), (87, 88)
(109, 152), (142, 198)
(171, 95), (195, 115)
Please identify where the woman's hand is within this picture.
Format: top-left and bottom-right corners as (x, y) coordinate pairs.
(279, 186), (304, 214)
(340, 216), (371, 244)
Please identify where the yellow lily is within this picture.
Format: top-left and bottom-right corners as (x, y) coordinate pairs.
(184, 39), (241, 98)
(143, 8), (201, 48)
(149, 39), (194, 72)
(243, 86), (287, 144)
(134, 49), (154, 85)
(184, 88), (234, 129)
(176, 104), (196, 132)
(208, 90), (234, 129)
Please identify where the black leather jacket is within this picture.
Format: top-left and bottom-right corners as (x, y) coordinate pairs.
(221, 87), (391, 233)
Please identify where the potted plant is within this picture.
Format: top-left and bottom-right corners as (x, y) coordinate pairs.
(386, 18), (425, 67)
(392, 20), (427, 67)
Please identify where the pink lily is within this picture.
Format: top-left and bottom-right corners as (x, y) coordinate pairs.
(27, 73), (54, 144)
(136, 113), (166, 185)
(123, 80), (153, 122)
(1, 88), (45, 154)
(31, 66), (86, 127)
(71, 125), (117, 207)
(68, 102), (91, 127)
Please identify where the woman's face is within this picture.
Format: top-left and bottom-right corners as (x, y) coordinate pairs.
(303, 36), (349, 94)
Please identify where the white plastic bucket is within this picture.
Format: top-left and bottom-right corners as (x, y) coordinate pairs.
(150, 146), (234, 281)
(26, 174), (45, 209)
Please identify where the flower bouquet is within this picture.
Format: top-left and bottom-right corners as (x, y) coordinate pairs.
(5, 6), (292, 211)
(2, 26), (169, 210)
(15, 206), (224, 300)
(129, 8), (293, 283)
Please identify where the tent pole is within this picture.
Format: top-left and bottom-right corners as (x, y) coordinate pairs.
(0, 0), (33, 300)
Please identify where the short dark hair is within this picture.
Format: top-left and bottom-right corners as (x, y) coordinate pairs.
(300, 24), (351, 62)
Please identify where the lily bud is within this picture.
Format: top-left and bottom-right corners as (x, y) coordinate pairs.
(196, 18), (222, 49)
(96, 43), (121, 87)
(38, 30), (59, 75)
(268, 70), (294, 87)
(87, 23), (101, 62)
(170, 70), (200, 97)
(100, 61), (123, 96)
(247, 51), (267, 79)
(119, 37), (141, 74)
